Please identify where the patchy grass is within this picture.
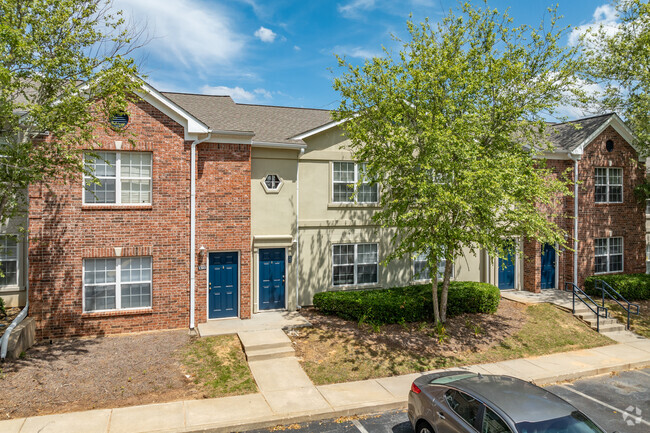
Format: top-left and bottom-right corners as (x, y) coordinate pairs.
(292, 303), (613, 385)
(182, 335), (257, 398)
(606, 300), (650, 338)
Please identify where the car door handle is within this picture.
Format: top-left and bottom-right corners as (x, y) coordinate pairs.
(437, 412), (446, 420)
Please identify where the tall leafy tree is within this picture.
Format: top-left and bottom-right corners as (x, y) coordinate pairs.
(333, 2), (578, 322)
(0, 0), (145, 226)
(581, 0), (650, 151)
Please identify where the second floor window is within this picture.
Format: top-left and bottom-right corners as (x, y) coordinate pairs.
(332, 162), (378, 204)
(84, 151), (152, 204)
(595, 167), (622, 203)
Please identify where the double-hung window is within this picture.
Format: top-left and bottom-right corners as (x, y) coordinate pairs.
(595, 167), (623, 203)
(413, 252), (450, 281)
(0, 236), (18, 287)
(83, 257), (152, 312)
(332, 243), (378, 286)
(332, 162), (378, 204)
(84, 152), (152, 204)
(594, 237), (623, 274)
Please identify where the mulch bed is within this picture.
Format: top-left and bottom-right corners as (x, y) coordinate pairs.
(294, 298), (527, 360)
(0, 330), (204, 420)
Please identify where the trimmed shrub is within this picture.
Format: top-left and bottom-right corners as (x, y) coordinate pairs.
(312, 281), (500, 324)
(0, 297), (5, 319)
(584, 274), (650, 301)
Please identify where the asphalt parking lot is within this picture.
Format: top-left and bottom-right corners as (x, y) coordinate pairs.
(247, 368), (649, 433)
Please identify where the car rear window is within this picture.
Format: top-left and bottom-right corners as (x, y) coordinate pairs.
(429, 373), (477, 384)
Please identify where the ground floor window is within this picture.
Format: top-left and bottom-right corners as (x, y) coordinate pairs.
(0, 235), (18, 287)
(413, 252), (451, 281)
(332, 243), (378, 286)
(594, 237), (623, 274)
(83, 256), (152, 312)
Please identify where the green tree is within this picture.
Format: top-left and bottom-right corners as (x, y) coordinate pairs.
(0, 0), (145, 226)
(581, 0), (650, 152)
(333, 2), (578, 323)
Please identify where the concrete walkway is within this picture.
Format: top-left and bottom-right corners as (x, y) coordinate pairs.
(3, 338), (650, 433)
(197, 311), (311, 337)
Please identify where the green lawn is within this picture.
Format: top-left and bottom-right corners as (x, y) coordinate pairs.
(606, 300), (650, 338)
(182, 335), (257, 398)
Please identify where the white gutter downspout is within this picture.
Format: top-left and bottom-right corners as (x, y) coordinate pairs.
(295, 148), (304, 310)
(190, 131), (212, 330)
(569, 153), (580, 286)
(1, 197), (29, 360)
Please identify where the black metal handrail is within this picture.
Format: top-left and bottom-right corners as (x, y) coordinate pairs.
(565, 282), (608, 332)
(595, 279), (640, 330)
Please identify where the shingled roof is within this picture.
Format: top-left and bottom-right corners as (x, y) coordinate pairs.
(162, 92), (333, 144)
(547, 113), (617, 152)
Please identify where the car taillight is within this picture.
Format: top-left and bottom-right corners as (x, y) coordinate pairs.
(411, 382), (422, 394)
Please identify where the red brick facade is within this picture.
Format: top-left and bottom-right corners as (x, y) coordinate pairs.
(523, 126), (646, 292)
(28, 99), (251, 339)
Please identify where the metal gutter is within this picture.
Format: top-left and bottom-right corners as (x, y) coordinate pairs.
(569, 153), (580, 285)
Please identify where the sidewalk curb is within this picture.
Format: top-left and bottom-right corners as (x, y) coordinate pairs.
(183, 362), (650, 433)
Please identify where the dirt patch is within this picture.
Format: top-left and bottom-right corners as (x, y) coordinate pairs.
(291, 299), (612, 385)
(0, 330), (205, 419)
(0, 307), (22, 331)
(295, 298), (526, 360)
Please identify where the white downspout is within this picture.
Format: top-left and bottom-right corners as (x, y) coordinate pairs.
(295, 148), (304, 310)
(1, 197), (29, 360)
(190, 132), (211, 330)
(569, 153), (580, 286)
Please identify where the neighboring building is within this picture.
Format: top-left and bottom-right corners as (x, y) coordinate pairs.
(1, 80), (645, 339)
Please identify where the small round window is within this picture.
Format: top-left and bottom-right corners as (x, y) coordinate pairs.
(265, 174), (281, 190)
(109, 113), (129, 129)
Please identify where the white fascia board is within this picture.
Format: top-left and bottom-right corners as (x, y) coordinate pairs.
(534, 151), (572, 160)
(290, 118), (347, 140)
(202, 133), (254, 145)
(252, 141), (307, 150)
(570, 114), (638, 158)
(137, 82), (209, 140)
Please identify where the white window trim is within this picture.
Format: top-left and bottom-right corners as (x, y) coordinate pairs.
(260, 173), (284, 194)
(595, 167), (623, 204)
(412, 254), (454, 282)
(82, 257), (153, 313)
(331, 162), (379, 204)
(332, 243), (379, 287)
(594, 237), (624, 275)
(0, 234), (20, 290)
(83, 151), (153, 205)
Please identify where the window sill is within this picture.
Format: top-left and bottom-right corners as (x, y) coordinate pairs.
(594, 202), (625, 205)
(328, 203), (381, 209)
(594, 271), (624, 276)
(82, 308), (154, 318)
(329, 284), (382, 291)
(0, 285), (24, 292)
(82, 204), (153, 211)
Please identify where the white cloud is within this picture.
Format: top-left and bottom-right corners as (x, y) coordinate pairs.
(294, 45), (301, 51)
(338, 0), (376, 18)
(333, 45), (383, 59)
(200, 85), (273, 103)
(569, 4), (620, 47)
(254, 26), (277, 43)
(113, 0), (244, 69)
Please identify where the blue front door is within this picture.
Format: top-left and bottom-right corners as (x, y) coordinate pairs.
(498, 249), (515, 290)
(259, 248), (285, 310)
(541, 243), (556, 289)
(208, 252), (238, 319)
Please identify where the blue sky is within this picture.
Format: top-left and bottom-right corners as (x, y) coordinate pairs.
(113, 0), (617, 110)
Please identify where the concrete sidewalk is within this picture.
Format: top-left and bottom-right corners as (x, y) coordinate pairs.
(3, 339), (650, 433)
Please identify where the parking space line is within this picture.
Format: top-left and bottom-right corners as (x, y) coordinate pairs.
(352, 419), (370, 433)
(558, 385), (650, 427)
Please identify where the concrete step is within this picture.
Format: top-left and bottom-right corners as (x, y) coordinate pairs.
(238, 329), (292, 352)
(597, 323), (626, 333)
(582, 317), (619, 327)
(246, 346), (295, 362)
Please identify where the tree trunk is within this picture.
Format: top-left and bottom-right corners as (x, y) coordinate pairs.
(439, 255), (454, 323)
(431, 259), (441, 324)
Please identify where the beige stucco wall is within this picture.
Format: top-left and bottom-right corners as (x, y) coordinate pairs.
(1, 214), (28, 307)
(250, 147), (299, 311)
